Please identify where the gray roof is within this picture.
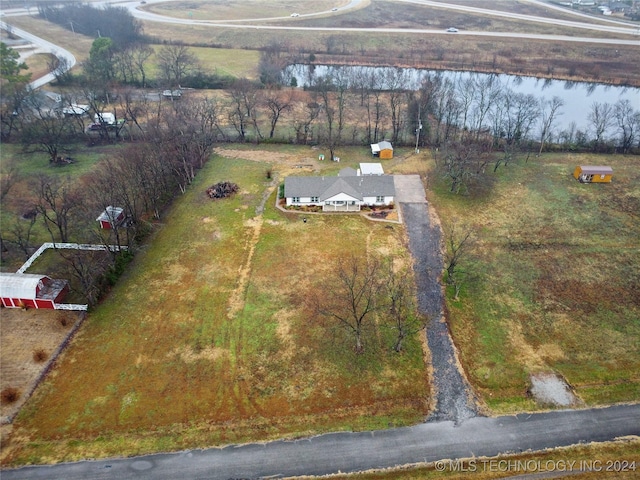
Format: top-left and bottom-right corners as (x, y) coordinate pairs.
(284, 175), (395, 200)
(578, 165), (613, 174)
(338, 167), (358, 177)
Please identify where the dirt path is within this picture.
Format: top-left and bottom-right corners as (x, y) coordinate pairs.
(399, 183), (481, 423)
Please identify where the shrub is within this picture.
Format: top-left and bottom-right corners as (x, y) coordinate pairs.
(33, 348), (48, 363)
(1, 387), (20, 405)
(106, 250), (134, 286)
(56, 312), (70, 327)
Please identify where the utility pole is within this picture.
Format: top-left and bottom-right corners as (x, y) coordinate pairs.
(415, 103), (422, 154)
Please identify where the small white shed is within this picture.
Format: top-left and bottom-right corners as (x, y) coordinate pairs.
(359, 163), (384, 176)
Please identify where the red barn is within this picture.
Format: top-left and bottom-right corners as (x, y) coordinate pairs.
(96, 206), (125, 229)
(0, 273), (69, 309)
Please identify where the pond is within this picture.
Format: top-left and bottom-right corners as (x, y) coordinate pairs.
(284, 64), (640, 134)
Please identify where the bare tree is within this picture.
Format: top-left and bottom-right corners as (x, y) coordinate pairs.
(360, 68), (387, 144)
(34, 175), (82, 243)
(469, 74), (501, 143)
(19, 98), (78, 163)
(292, 99), (322, 145)
(587, 101), (614, 152)
(6, 213), (38, 259)
(315, 255), (383, 354)
(385, 68), (410, 143)
(156, 43), (199, 88)
(613, 99), (639, 154)
(537, 96), (564, 155)
(0, 159), (19, 201)
(381, 259), (426, 353)
(227, 78), (261, 142)
(47, 55), (72, 85)
(439, 141), (489, 194)
(57, 248), (111, 307)
(263, 88), (293, 139)
(130, 43), (153, 88)
(490, 89), (539, 171)
(442, 220), (475, 300)
(432, 77), (460, 146)
(315, 67), (349, 161)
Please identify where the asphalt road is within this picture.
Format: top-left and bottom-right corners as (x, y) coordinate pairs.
(1, 3), (638, 479)
(0, 21), (76, 90)
(2, 404), (639, 480)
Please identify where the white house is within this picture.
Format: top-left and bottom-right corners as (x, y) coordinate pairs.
(284, 175), (395, 211)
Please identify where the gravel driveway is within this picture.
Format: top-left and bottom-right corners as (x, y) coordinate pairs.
(395, 175), (480, 424)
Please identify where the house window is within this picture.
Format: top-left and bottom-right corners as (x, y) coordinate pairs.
(311, 196), (319, 202)
(292, 197), (300, 203)
(376, 196), (384, 203)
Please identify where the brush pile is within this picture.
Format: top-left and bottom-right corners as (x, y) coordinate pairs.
(206, 181), (239, 200)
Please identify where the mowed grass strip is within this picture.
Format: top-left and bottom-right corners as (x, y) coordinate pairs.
(5, 150), (428, 465)
(428, 153), (640, 413)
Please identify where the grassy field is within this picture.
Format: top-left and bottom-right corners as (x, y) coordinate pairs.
(144, 0), (352, 21)
(1, 148), (429, 465)
(6, 2), (640, 87)
(0, 143), (122, 271)
(427, 153), (640, 413)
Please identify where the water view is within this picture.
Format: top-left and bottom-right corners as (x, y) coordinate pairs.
(285, 64), (640, 135)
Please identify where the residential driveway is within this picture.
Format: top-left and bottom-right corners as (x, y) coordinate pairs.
(393, 174), (427, 203)
(395, 175), (480, 423)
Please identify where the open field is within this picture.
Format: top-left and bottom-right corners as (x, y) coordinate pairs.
(0, 310), (78, 424)
(427, 153), (640, 413)
(5, 1), (640, 87)
(137, 1), (640, 87)
(1, 148), (429, 466)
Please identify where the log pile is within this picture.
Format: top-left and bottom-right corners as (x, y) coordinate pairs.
(206, 181), (239, 200)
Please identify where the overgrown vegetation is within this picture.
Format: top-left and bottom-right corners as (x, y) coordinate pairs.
(428, 152), (640, 412)
(0, 387), (20, 405)
(32, 348), (48, 363)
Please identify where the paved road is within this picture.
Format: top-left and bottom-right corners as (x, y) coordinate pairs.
(0, 21), (76, 90)
(2, 404), (639, 479)
(0, 4), (638, 479)
(119, 0), (639, 46)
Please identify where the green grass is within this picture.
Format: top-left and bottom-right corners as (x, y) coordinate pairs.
(4, 149), (428, 466)
(0, 143), (110, 178)
(429, 153), (640, 413)
(0, 143), (123, 271)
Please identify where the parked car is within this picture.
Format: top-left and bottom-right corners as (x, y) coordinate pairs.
(290, 13), (299, 17)
(446, 27), (459, 33)
(162, 89), (183, 98)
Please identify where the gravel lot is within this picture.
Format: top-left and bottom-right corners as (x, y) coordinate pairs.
(397, 175), (480, 424)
